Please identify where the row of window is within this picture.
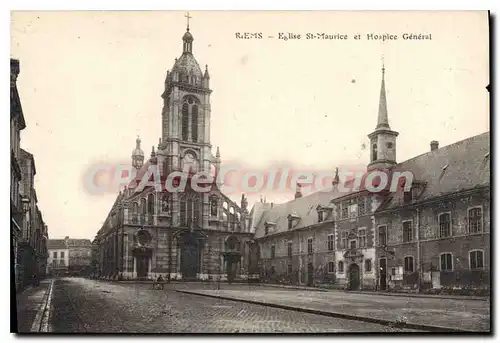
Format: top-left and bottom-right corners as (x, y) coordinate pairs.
(277, 251), (485, 276)
(379, 207), (484, 245)
(278, 260), (373, 275)
(340, 198), (367, 219)
(439, 250), (485, 271)
(53, 251), (65, 258)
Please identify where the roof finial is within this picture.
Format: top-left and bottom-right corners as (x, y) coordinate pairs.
(376, 57), (390, 130)
(185, 12), (192, 31)
(332, 167), (340, 186)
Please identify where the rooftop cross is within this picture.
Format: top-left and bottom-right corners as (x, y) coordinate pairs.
(185, 12), (192, 31)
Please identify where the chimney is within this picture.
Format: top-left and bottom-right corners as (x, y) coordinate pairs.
(295, 183), (302, 199)
(430, 141), (439, 151)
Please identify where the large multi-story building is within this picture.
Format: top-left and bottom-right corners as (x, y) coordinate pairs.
(11, 58), (27, 291)
(256, 65), (490, 293)
(11, 58), (49, 291)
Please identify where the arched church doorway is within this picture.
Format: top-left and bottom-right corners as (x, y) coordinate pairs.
(348, 263), (361, 290)
(179, 233), (200, 279)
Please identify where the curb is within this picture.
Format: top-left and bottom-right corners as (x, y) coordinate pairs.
(30, 280), (53, 332)
(253, 284), (489, 301)
(175, 290), (477, 333)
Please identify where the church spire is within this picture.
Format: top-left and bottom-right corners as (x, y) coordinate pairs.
(367, 59), (399, 171)
(376, 60), (390, 129)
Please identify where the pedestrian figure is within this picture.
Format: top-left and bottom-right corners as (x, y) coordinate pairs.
(32, 274), (39, 287)
(157, 275), (164, 290)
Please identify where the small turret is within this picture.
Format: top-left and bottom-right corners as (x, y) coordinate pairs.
(132, 136), (145, 170)
(203, 64), (210, 88)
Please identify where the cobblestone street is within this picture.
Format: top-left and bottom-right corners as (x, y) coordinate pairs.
(46, 278), (417, 333)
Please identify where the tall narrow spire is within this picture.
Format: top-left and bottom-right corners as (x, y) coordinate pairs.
(376, 60), (390, 129)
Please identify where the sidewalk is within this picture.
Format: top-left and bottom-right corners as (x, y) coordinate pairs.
(15, 279), (52, 333)
(176, 288), (490, 332)
(255, 283), (490, 301)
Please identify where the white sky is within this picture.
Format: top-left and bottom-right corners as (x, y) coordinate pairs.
(10, 11), (489, 240)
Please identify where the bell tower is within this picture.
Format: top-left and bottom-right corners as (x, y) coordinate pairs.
(158, 15), (219, 176)
(367, 62), (399, 171)
(156, 14), (222, 229)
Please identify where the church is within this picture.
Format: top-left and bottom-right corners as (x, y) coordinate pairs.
(93, 20), (260, 281)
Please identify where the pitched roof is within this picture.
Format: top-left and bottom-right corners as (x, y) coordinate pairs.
(47, 239), (67, 250)
(254, 188), (343, 239)
(378, 131), (490, 210)
(254, 132), (490, 238)
(66, 239), (92, 247)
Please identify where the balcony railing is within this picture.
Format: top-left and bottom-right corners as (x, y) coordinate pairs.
(126, 214), (156, 226)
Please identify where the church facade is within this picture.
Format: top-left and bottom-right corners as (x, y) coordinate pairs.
(93, 24), (260, 281)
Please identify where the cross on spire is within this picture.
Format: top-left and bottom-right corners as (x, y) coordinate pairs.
(185, 12), (192, 31)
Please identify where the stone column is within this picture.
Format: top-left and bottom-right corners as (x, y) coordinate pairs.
(148, 256), (152, 277)
(177, 243), (181, 279)
(125, 235), (129, 277)
(133, 256), (137, 278)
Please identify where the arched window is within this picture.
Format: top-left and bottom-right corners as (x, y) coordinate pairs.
(147, 194), (155, 214)
(192, 104), (198, 142)
(182, 103), (189, 141)
(181, 95), (200, 143)
(180, 194), (201, 228)
(140, 198), (147, 215)
(372, 143), (378, 161)
(338, 261), (344, 273)
(132, 202), (138, 213)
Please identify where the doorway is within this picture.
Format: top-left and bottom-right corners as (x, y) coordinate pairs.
(348, 263), (360, 290)
(307, 263), (314, 287)
(180, 234), (199, 279)
(379, 258), (387, 290)
(136, 256), (149, 279)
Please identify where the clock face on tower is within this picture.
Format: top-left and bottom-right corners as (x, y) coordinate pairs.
(182, 152), (197, 172)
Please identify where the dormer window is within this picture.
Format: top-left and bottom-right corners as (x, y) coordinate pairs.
(264, 221), (276, 235)
(287, 214), (300, 230)
(318, 211), (324, 223)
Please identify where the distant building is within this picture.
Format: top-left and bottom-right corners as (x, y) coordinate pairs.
(47, 239), (69, 276)
(66, 237), (92, 274)
(47, 237), (92, 276)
